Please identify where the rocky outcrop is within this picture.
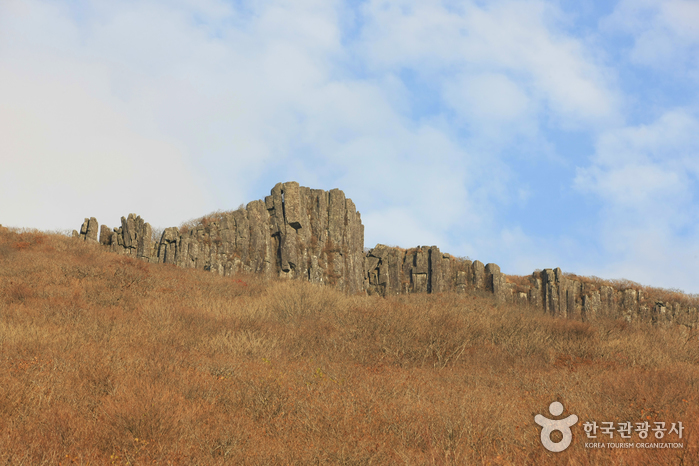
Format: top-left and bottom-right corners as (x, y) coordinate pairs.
(513, 269), (698, 328)
(73, 217), (99, 242)
(95, 213), (155, 261)
(82, 182), (365, 294)
(76, 181), (699, 329)
(362, 244), (508, 301)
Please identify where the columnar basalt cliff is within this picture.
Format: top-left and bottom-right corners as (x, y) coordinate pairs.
(75, 182), (698, 328)
(74, 182), (365, 294)
(363, 245), (506, 299)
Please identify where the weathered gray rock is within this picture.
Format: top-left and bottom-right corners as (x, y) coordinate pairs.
(159, 227), (179, 264)
(79, 219), (89, 238)
(121, 216), (134, 249)
(78, 217), (99, 242)
(99, 225), (112, 246)
(365, 244), (404, 296)
(565, 279), (582, 319)
(363, 245), (488, 297)
(653, 302), (671, 325)
(485, 263), (505, 301)
(542, 269), (558, 315)
(282, 181), (302, 229)
(429, 247), (444, 293)
(72, 181), (697, 328)
(247, 200), (274, 275)
(620, 289), (639, 321)
(136, 222), (153, 261)
(79, 183), (357, 292)
(600, 286), (616, 316)
(528, 274), (543, 309)
(472, 260), (485, 290)
(582, 291), (601, 320)
(88, 218), (98, 242)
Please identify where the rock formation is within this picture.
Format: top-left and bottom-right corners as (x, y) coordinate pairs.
(72, 217), (99, 242)
(362, 245), (506, 300)
(76, 181), (699, 329)
(83, 182), (365, 294)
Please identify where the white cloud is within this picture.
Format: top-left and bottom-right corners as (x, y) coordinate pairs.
(358, 0), (619, 128)
(363, 208), (446, 249)
(446, 73), (530, 123)
(604, 0), (699, 72)
(576, 110), (699, 213)
(0, 0), (350, 230)
(488, 226), (560, 273)
(574, 110), (699, 291)
(442, 72), (533, 140)
(9, 0), (692, 294)
(0, 36), (210, 231)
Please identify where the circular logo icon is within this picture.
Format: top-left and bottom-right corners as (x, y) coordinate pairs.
(534, 402), (578, 452)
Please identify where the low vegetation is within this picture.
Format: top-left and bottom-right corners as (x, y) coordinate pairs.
(178, 206), (245, 235)
(1, 227), (697, 464)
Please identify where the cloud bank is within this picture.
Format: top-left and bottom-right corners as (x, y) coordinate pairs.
(1, 0), (698, 292)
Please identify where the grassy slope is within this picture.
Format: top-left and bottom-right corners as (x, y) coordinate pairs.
(0, 227), (698, 465)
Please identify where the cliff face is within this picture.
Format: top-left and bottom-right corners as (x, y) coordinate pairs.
(363, 245), (504, 298)
(73, 182), (698, 328)
(75, 182), (364, 294)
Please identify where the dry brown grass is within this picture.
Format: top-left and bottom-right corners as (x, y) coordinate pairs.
(178, 207), (244, 235)
(504, 274), (534, 294)
(0, 227), (698, 465)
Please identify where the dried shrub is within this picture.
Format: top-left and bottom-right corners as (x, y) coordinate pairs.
(178, 209), (236, 235)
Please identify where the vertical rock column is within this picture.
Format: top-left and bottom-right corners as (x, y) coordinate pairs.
(412, 247), (429, 293)
(599, 286), (617, 317)
(485, 263), (506, 302)
(622, 289), (639, 321)
(271, 182), (296, 275)
(99, 225), (112, 246)
(564, 279), (582, 319)
(542, 269), (560, 316)
(343, 197), (365, 294)
(427, 247), (459, 294)
(456, 269), (468, 293)
(247, 200), (275, 276)
(528, 272), (543, 309)
(364, 244), (406, 296)
(112, 214), (155, 261)
(326, 188), (346, 288)
(304, 188), (329, 284)
(582, 291), (601, 321)
(263, 182), (365, 292)
(158, 227), (179, 264)
(76, 217), (99, 242)
(472, 260), (485, 290)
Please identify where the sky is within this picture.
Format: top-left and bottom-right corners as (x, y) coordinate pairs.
(2, 0), (699, 293)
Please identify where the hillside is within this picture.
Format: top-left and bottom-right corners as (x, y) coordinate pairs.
(0, 227), (698, 464)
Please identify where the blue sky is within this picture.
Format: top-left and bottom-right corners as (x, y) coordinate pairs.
(2, 0), (699, 293)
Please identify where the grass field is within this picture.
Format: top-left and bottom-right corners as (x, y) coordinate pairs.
(1, 227), (697, 465)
